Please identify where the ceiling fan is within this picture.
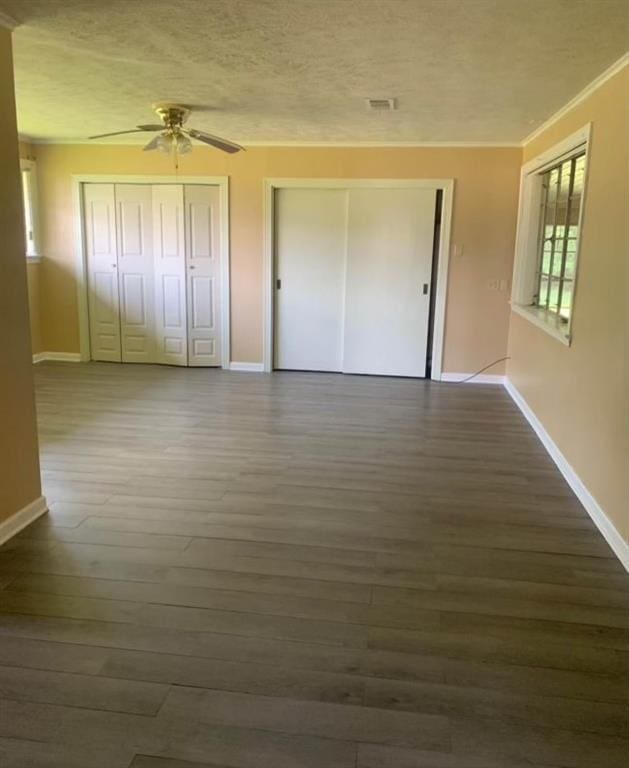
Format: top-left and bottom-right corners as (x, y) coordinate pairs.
(88, 103), (243, 155)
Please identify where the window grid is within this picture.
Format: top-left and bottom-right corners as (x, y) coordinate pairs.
(534, 152), (585, 322)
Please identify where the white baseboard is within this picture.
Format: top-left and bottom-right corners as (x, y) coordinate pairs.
(229, 361), (265, 372)
(504, 378), (628, 571)
(33, 352), (82, 363)
(0, 495), (48, 546)
(441, 372), (505, 384)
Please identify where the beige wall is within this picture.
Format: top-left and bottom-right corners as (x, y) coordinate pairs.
(26, 261), (42, 355)
(507, 66), (629, 540)
(34, 144), (521, 371)
(0, 29), (42, 522)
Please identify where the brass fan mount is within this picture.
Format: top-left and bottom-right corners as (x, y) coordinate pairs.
(153, 103), (191, 131)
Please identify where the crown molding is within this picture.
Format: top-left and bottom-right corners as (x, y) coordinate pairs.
(0, 10), (18, 29)
(24, 137), (521, 148)
(231, 140), (521, 148)
(522, 52), (629, 146)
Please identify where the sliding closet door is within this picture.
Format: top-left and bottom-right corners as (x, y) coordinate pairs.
(115, 184), (155, 363)
(184, 185), (222, 366)
(84, 184), (121, 362)
(274, 188), (348, 371)
(343, 188), (436, 377)
(152, 185), (188, 366)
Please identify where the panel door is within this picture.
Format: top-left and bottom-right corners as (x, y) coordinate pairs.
(274, 188), (348, 372)
(84, 183), (121, 362)
(342, 188), (436, 377)
(152, 185), (188, 366)
(115, 184), (155, 363)
(184, 185), (222, 366)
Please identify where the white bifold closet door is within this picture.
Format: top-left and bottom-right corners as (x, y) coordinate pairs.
(185, 185), (222, 366)
(116, 184), (155, 363)
(84, 183), (122, 362)
(152, 185), (188, 365)
(274, 186), (436, 378)
(84, 183), (222, 367)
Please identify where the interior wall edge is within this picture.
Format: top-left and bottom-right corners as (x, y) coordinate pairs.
(504, 378), (628, 572)
(0, 26), (42, 523)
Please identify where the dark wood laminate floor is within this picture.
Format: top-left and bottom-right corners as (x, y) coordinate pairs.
(1, 362), (628, 768)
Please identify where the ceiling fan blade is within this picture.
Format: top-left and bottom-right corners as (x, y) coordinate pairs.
(143, 135), (162, 152)
(89, 128), (154, 139)
(187, 128), (243, 154)
(136, 124), (165, 131)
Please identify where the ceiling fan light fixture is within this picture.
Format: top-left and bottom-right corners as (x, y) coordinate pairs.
(174, 133), (192, 154)
(88, 104), (243, 155)
(155, 133), (172, 154)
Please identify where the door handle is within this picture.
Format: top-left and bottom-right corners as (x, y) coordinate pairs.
(276, 278), (281, 289)
(422, 283), (429, 295)
(189, 265), (196, 270)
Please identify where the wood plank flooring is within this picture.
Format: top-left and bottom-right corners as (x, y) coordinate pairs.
(1, 361), (628, 767)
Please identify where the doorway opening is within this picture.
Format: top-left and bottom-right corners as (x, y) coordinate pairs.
(426, 189), (443, 378)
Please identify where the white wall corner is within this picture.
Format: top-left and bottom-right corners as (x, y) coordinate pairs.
(33, 352), (82, 363)
(504, 377), (629, 572)
(441, 373), (506, 384)
(0, 495), (48, 546)
(229, 361), (265, 373)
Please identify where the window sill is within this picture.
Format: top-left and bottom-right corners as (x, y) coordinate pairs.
(510, 302), (571, 346)
(26, 254), (42, 264)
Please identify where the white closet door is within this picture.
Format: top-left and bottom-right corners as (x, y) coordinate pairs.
(184, 185), (222, 366)
(152, 185), (187, 366)
(274, 188), (348, 371)
(343, 188), (436, 377)
(84, 183), (121, 362)
(115, 184), (155, 363)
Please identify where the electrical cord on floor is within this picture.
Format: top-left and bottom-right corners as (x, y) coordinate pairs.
(456, 356), (511, 383)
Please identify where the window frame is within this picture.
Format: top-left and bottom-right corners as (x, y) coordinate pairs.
(511, 124), (591, 345)
(20, 158), (41, 261)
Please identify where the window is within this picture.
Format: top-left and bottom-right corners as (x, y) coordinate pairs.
(534, 153), (585, 322)
(20, 159), (40, 259)
(511, 125), (590, 345)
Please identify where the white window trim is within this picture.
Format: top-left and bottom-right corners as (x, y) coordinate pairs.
(20, 158), (42, 261)
(510, 123), (591, 345)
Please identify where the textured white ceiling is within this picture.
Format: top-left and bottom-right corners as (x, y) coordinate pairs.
(3, 0), (628, 144)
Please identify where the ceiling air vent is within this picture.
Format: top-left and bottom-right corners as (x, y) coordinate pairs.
(366, 98), (396, 111)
